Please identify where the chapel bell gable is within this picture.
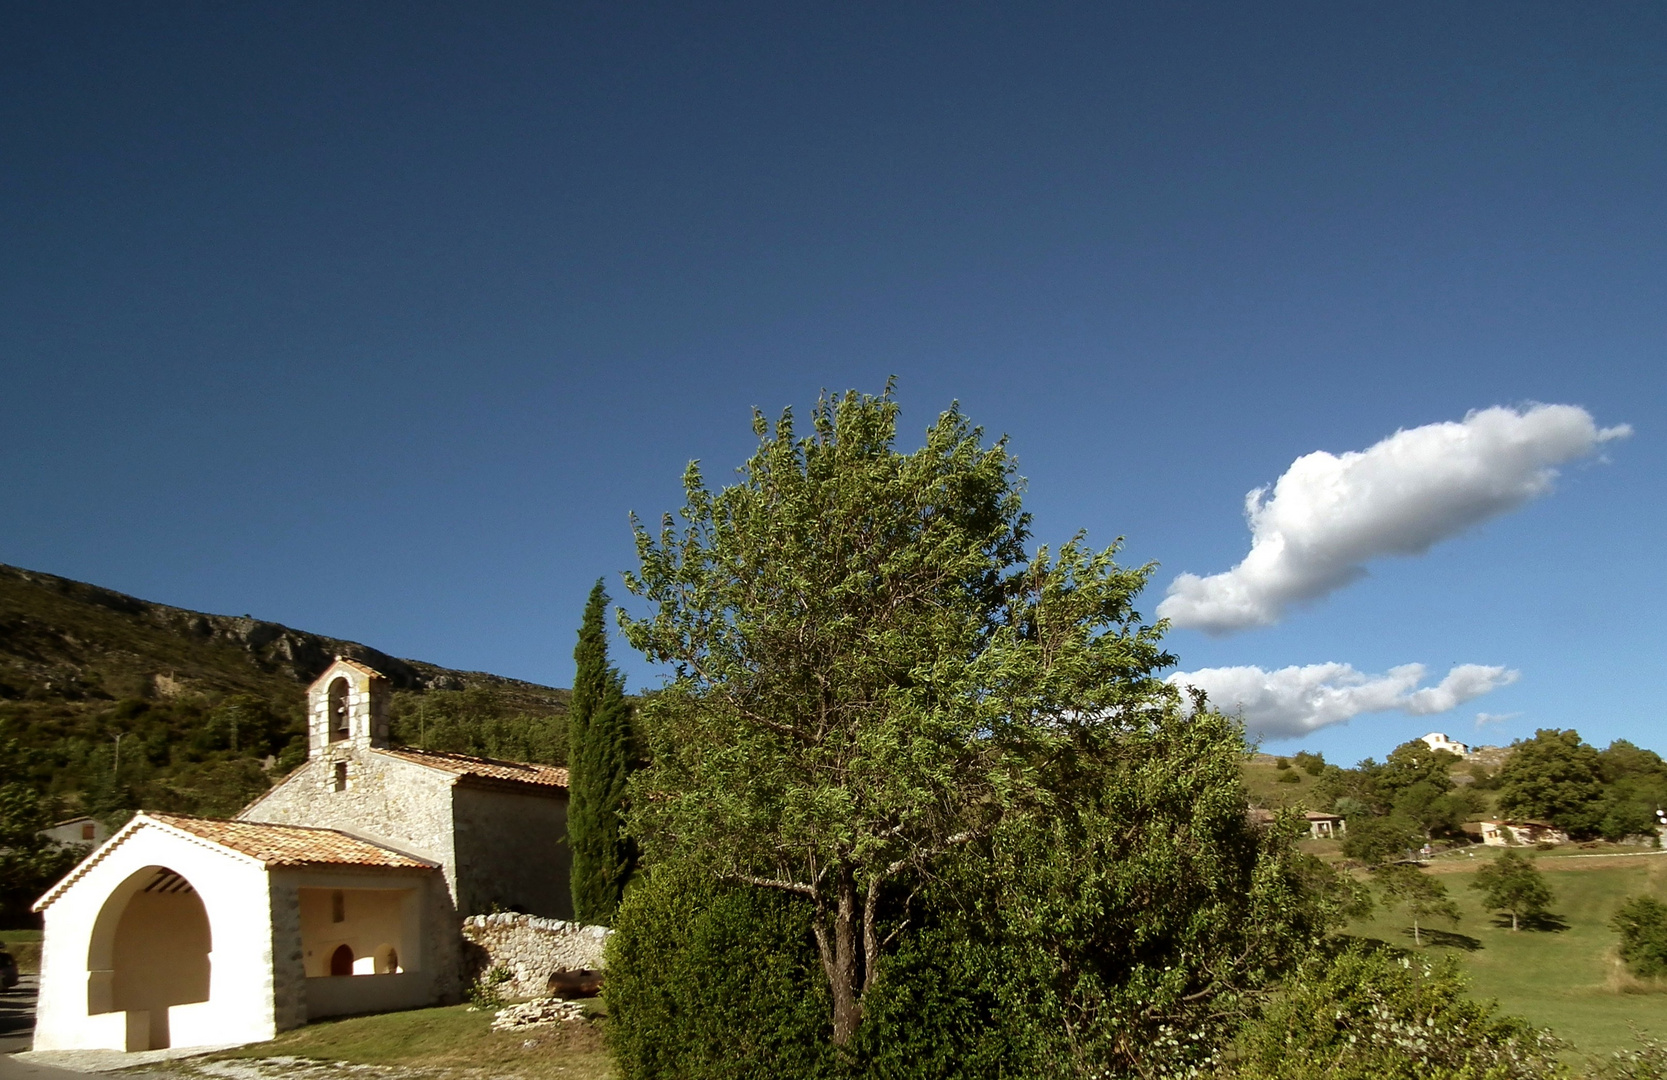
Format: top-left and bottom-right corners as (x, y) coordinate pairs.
(307, 657), (390, 756)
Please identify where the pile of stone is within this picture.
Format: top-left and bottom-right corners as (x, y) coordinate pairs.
(491, 997), (586, 1031)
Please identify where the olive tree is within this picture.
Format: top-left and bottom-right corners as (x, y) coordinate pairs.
(620, 389), (1176, 1045)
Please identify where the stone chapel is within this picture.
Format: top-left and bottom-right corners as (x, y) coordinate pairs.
(31, 658), (572, 1052)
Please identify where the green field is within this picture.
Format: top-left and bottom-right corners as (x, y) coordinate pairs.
(1349, 850), (1667, 1059)
(215, 1001), (613, 1079)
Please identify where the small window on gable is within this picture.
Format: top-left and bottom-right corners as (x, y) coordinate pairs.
(82, 822), (95, 841)
(333, 761), (348, 792)
(332, 890), (346, 923)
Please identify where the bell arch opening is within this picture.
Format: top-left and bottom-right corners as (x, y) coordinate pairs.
(327, 677), (351, 743)
(86, 866), (212, 1050)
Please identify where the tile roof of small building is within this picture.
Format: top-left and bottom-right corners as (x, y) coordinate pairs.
(376, 747), (569, 789)
(34, 812), (434, 911)
(146, 813), (435, 868)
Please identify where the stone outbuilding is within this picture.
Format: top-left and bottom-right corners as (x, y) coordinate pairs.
(40, 815), (109, 849)
(1475, 818), (1569, 847)
(33, 657), (573, 1052)
(1303, 811), (1346, 840)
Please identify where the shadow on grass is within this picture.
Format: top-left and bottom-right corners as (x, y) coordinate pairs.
(1489, 912), (1570, 933)
(1400, 927), (1484, 951)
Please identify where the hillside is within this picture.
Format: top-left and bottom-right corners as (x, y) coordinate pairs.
(0, 563), (565, 711)
(0, 563), (571, 825)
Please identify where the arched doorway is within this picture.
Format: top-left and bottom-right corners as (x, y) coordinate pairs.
(329, 944), (354, 976)
(87, 867), (211, 1050)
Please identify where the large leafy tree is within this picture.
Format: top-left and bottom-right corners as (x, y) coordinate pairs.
(620, 389), (1177, 1045)
(568, 580), (637, 925)
(1495, 729), (1606, 836)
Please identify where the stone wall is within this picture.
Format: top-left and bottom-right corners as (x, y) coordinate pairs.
(241, 751), (459, 895)
(452, 785), (572, 919)
(460, 913), (611, 1000)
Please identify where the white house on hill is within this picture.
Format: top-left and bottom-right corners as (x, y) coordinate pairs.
(33, 657), (572, 1053)
(1419, 732), (1471, 757)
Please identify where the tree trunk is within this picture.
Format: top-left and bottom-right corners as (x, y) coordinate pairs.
(1412, 918), (1422, 947)
(1511, 910), (1519, 932)
(814, 870), (864, 1045)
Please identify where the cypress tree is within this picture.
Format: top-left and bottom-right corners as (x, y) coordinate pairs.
(568, 580), (636, 925)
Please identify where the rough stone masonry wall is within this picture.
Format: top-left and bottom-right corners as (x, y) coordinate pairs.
(460, 913), (611, 1000)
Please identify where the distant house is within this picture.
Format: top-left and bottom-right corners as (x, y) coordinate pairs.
(1474, 819), (1568, 847)
(41, 816), (108, 848)
(1419, 732), (1470, 757)
(1303, 811), (1346, 840)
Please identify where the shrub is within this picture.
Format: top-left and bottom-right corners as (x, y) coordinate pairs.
(1276, 770), (1302, 784)
(1226, 944), (1563, 1080)
(605, 864), (838, 1079)
(467, 966), (513, 1009)
(1275, 757), (1291, 771)
(1611, 896), (1667, 978)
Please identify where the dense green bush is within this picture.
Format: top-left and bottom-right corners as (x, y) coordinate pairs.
(1611, 896), (1667, 979)
(1227, 944), (1562, 1080)
(605, 864), (839, 1080)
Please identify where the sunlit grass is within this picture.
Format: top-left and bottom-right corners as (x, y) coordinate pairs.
(1349, 853), (1667, 1059)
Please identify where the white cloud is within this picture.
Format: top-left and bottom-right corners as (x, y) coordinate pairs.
(1157, 404), (1631, 634)
(1167, 662), (1519, 739)
(1475, 711), (1521, 729)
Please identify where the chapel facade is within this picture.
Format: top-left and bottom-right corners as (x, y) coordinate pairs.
(32, 658), (572, 1053)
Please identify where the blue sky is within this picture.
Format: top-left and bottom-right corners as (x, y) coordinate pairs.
(2, 3), (1662, 764)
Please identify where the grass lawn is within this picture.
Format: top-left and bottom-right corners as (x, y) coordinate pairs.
(0, 930), (42, 974)
(214, 1001), (614, 1080)
(1348, 850), (1667, 1059)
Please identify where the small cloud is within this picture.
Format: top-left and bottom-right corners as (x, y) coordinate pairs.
(1168, 661), (1519, 739)
(1474, 711), (1521, 729)
(1157, 404), (1630, 635)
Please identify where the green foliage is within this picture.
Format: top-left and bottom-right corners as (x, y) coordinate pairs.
(1275, 756), (1291, 771)
(1226, 944), (1563, 1080)
(620, 388), (1177, 1045)
(568, 580), (637, 926)
(1589, 1028), (1667, 1080)
(1471, 850), (1555, 931)
(0, 740), (83, 927)
(1375, 864), (1460, 947)
(1496, 730), (1607, 838)
(1393, 780), (1485, 839)
(388, 687), (567, 765)
(1276, 769), (1302, 784)
(1292, 750), (1325, 776)
(466, 965), (514, 1009)
(604, 865), (838, 1079)
(956, 712), (1349, 1079)
(1373, 740), (1460, 801)
(1610, 896), (1667, 979)
(1341, 815), (1423, 865)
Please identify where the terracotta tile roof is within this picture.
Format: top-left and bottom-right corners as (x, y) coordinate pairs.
(309, 657), (386, 690)
(376, 747), (569, 789)
(35, 812), (434, 911)
(147, 813), (434, 868)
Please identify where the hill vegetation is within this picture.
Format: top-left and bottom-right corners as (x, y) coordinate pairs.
(0, 562), (571, 923)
